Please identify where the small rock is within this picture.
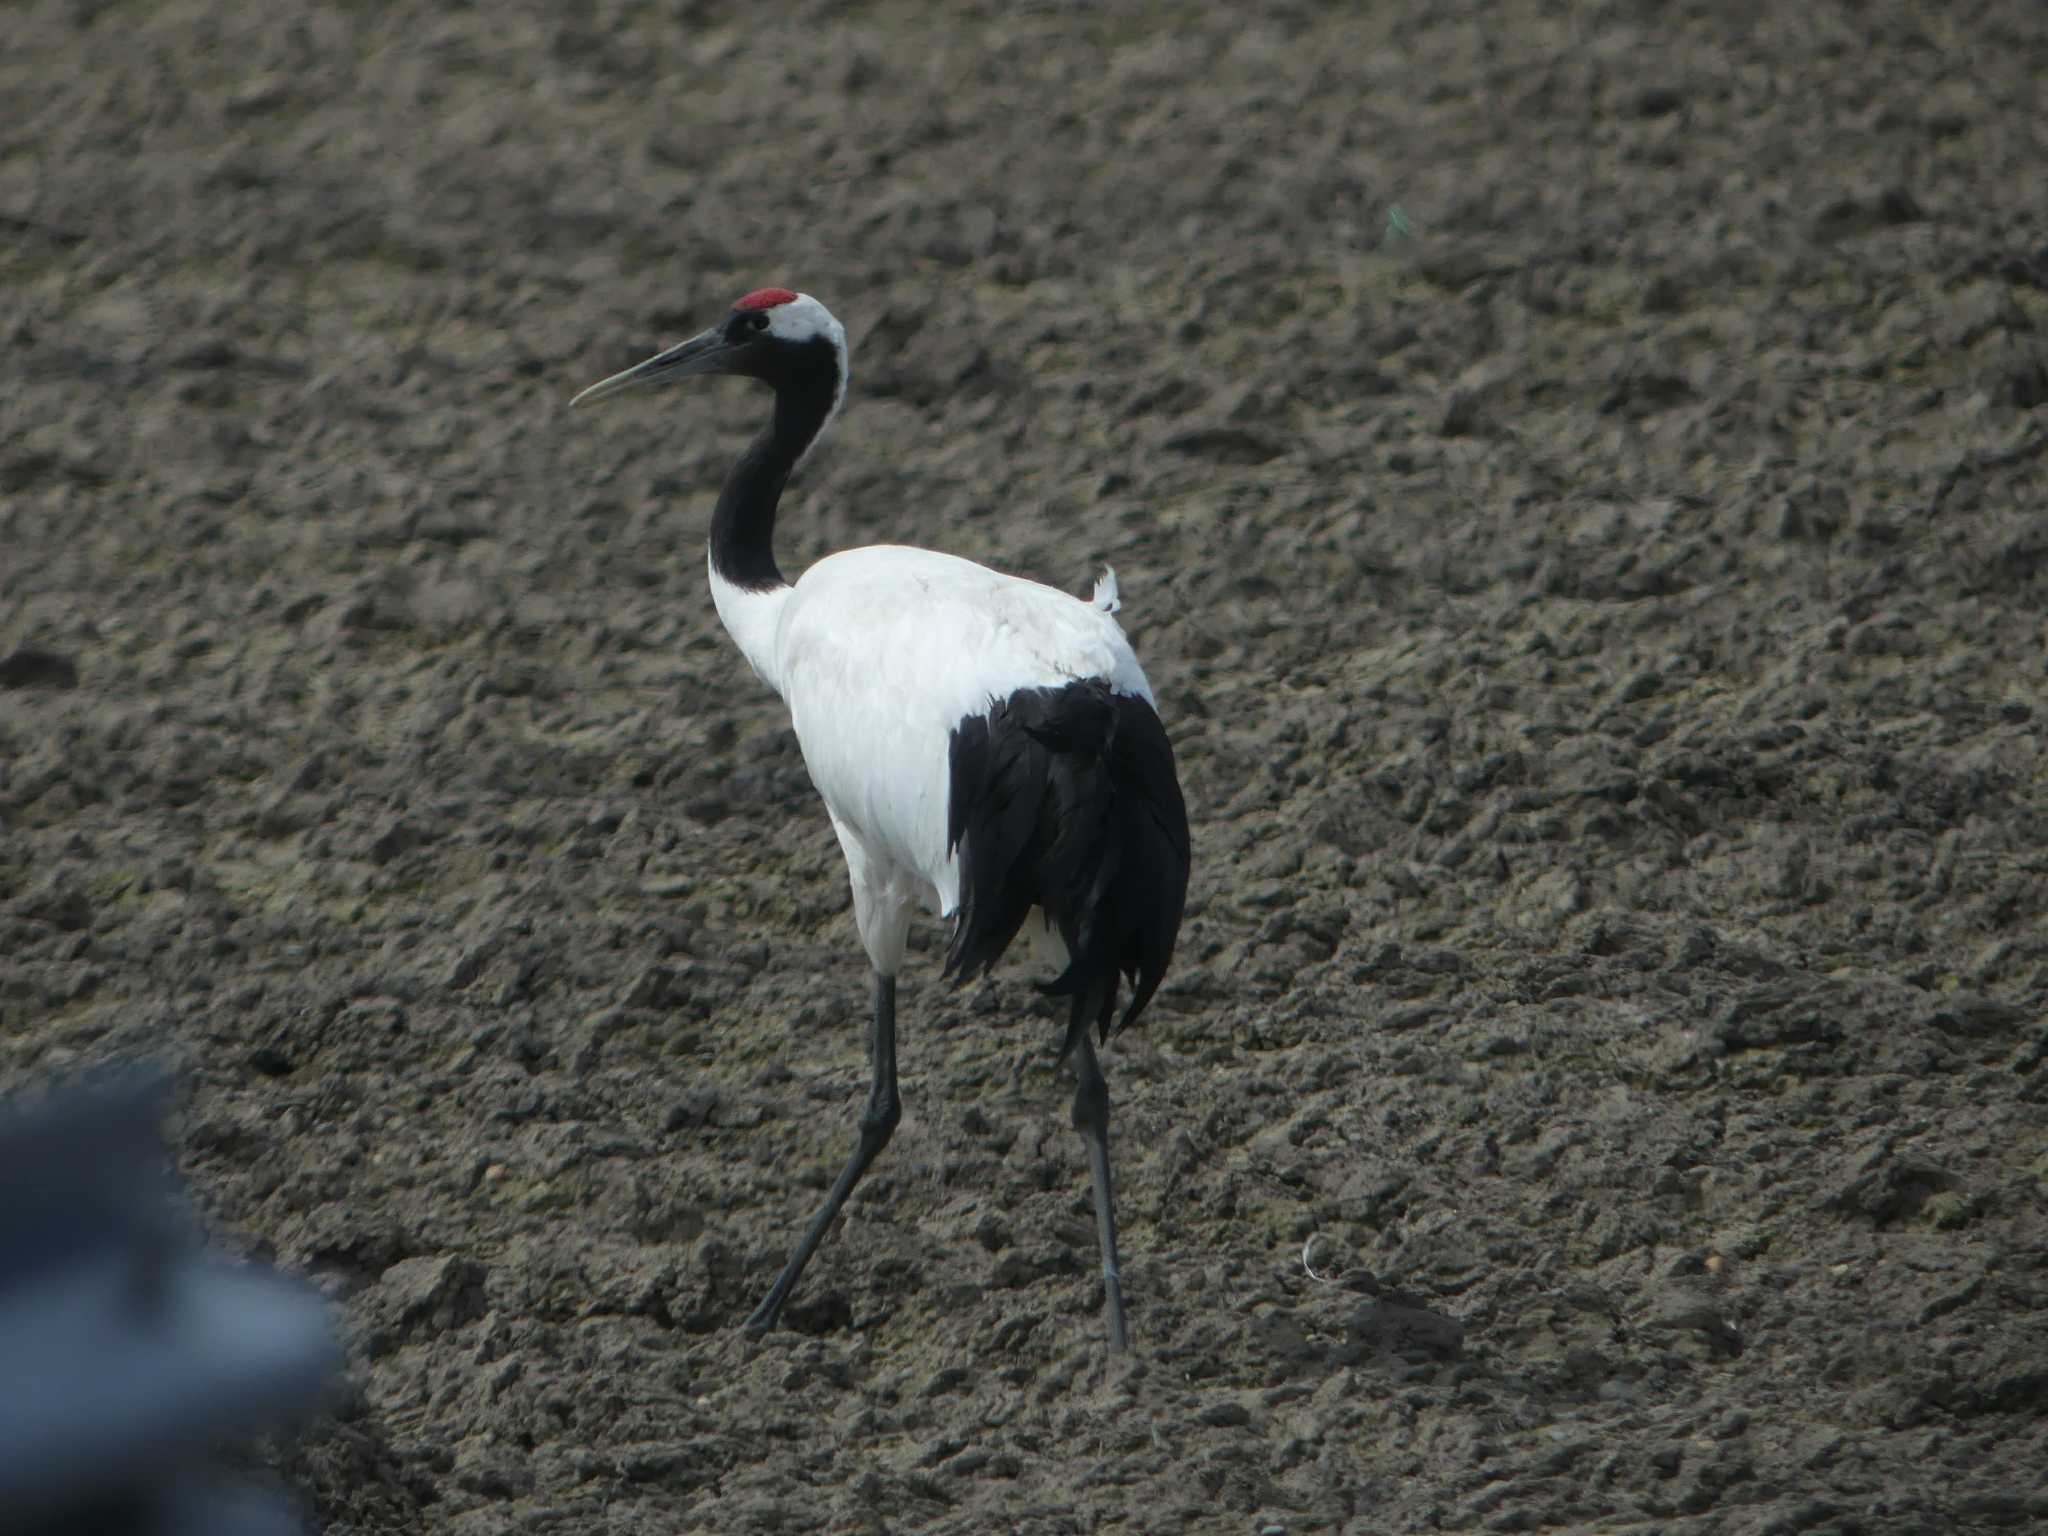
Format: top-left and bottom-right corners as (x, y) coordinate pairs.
(1600, 372), (1695, 418)
(1347, 1301), (1464, 1360)
(0, 648), (78, 690)
(1159, 424), (1287, 465)
(1617, 668), (1663, 703)
(223, 75), (293, 120)
(1639, 1281), (1743, 1358)
(171, 337), (239, 369)
(381, 1255), (490, 1333)
(663, 1086), (722, 1132)
(18, 874), (91, 932)
(1247, 1309), (1315, 1364)
(1927, 994), (2027, 1038)
(444, 947), (490, 990)
(2005, 347), (2048, 409)
(453, 1444), (534, 1498)
(1642, 274), (1686, 314)
(339, 998), (408, 1035)
(248, 1044), (295, 1077)
(1438, 388), (1481, 437)
(920, 1366), (970, 1399)
(367, 819), (427, 865)
(1924, 1191), (1973, 1230)
(571, 1009), (623, 1077)
(621, 965), (675, 1009)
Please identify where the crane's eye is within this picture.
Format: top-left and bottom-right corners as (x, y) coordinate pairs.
(746, 312), (770, 333)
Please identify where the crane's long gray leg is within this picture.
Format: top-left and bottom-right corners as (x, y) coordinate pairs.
(1067, 1017), (1130, 1353)
(744, 969), (900, 1336)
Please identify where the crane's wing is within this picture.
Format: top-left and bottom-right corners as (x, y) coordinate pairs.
(773, 545), (1154, 912)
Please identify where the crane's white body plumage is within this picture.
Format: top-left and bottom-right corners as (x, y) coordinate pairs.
(710, 548), (1155, 973)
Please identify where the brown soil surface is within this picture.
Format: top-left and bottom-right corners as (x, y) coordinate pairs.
(6, 2), (2047, 1532)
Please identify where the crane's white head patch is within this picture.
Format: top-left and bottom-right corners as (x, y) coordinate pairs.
(733, 288), (846, 353)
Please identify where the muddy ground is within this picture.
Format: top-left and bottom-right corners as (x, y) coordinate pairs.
(5, 1), (2047, 1531)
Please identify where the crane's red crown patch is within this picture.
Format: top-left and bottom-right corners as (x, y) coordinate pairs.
(734, 287), (798, 311)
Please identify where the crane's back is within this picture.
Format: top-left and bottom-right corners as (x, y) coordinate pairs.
(773, 545), (1155, 912)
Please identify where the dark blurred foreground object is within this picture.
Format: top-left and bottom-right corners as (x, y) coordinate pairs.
(0, 1071), (341, 1536)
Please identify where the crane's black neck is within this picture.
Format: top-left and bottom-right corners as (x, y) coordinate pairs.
(709, 338), (843, 593)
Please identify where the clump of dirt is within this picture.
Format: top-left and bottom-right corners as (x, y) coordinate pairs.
(5, 1), (2045, 1531)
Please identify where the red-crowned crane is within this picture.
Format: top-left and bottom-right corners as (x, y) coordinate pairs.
(572, 288), (1189, 1352)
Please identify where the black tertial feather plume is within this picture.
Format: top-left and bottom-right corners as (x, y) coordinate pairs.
(944, 680), (1190, 1042)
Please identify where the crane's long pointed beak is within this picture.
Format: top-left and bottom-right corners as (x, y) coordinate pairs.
(570, 325), (736, 407)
